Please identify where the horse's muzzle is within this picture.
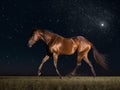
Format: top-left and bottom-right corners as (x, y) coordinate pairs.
(28, 43), (32, 48)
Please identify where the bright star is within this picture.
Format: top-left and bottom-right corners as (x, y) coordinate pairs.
(99, 21), (110, 33)
(101, 23), (104, 27)
(100, 21), (106, 27)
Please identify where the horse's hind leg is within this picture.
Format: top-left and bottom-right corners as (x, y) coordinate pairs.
(70, 47), (91, 76)
(53, 53), (62, 79)
(38, 55), (50, 76)
(70, 54), (83, 76)
(83, 55), (96, 76)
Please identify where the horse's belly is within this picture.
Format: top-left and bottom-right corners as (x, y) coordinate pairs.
(60, 44), (77, 55)
(61, 49), (75, 55)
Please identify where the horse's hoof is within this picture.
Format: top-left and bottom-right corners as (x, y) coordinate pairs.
(70, 72), (76, 76)
(38, 72), (41, 76)
(67, 75), (72, 78)
(93, 74), (96, 77)
(59, 76), (62, 79)
(66, 74), (72, 78)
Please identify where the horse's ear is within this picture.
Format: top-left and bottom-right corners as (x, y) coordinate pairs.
(32, 28), (44, 37)
(35, 28), (40, 32)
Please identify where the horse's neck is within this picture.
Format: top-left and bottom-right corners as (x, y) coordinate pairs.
(43, 31), (57, 45)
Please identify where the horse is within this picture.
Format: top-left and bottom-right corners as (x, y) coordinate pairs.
(28, 28), (107, 78)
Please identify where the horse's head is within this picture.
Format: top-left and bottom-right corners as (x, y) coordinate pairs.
(28, 29), (44, 48)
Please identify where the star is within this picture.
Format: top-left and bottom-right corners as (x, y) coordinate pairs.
(56, 19), (60, 23)
(7, 61), (10, 65)
(8, 36), (13, 40)
(101, 23), (104, 27)
(6, 56), (9, 58)
(99, 21), (106, 28)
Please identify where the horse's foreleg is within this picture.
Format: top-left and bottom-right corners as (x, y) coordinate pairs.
(83, 56), (96, 76)
(53, 53), (62, 79)
(38, 55), (50, 76)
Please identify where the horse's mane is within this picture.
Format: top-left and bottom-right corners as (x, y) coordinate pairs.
(31, 28), (63, 39)
(43, 30), (63, 38)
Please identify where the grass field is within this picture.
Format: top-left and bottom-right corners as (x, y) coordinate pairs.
(0, 76), (120, 90)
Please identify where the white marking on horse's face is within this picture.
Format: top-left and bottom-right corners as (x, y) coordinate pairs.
(28, 33), (38, 48)
(28, 37), (34, 48)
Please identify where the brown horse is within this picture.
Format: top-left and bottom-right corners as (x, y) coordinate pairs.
(28, 28), (107, 78)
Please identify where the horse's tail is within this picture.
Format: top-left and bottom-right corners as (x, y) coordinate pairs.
(91, 45), (108, 70)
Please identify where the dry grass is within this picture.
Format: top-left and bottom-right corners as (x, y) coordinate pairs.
(0, 76), (120, 90)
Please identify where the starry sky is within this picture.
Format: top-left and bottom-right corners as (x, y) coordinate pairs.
(0, 0), (120, 76)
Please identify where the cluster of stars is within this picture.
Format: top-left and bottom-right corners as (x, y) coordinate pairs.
(0, 55), (10, 65)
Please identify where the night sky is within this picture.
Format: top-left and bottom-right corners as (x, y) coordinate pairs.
(0, 0), (120, 76)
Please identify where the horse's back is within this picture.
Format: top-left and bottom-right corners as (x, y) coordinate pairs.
(49, 35), (79, 55)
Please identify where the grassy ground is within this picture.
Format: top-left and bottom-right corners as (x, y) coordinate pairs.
(0, 76), (120, 90)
